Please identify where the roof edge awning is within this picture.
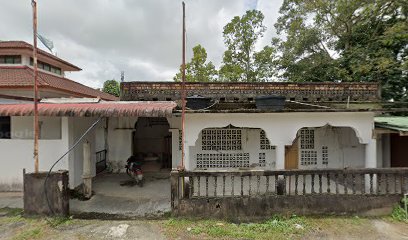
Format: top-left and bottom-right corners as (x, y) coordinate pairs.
(0, 101), (177, 117)
(375, 117), (408, 136)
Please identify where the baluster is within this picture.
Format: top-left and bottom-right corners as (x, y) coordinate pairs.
(376, 174), (381, 195)
(370, 173), (374, 194)
(352, 174), (356, 195)
(214, 176), (218, 197)
(335, 173), (339, 194)
(257, 176), (260, 195)
(205, 176), (209, 197)
(394, 174), (398, 194)
(275, 175), (279, 195)
(319, 174), (322, 194)
(222, 176), (226, 196)
(197, 176), (201, 197)
(283, 175), (287, 195)
(241, 176), (244, 196)
(295, 175), (299, 195)
(385, 174), (389, 195)
(311, 174), (315, 194)
(189, 176), (194, 198)
(362, 174), (366, 195)
(231, 175), (235, 196)
(248, 176), (252, 196)
(266, 176), (270, 193)
(344, 173), (348, 195)
(326, 173), (330, 194)
(303, 174), (306, 195)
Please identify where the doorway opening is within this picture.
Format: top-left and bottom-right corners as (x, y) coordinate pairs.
(132, 117), (172, 172)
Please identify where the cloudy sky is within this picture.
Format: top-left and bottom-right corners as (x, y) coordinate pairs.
(0, 0), (283, 89)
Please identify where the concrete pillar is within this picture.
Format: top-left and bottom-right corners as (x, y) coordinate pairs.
(169, 129), (181, 169)
(183, 142), (191, 170)
(365, 138), (377, 168)
(365, 138), (377, 192)
(82, 141), (92, 199)
(275, 144), (285, 170)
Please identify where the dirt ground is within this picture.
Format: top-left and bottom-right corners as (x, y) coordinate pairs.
(1, 207), (408, 240)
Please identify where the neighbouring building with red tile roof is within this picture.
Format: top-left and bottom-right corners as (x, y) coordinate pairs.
(0, 41), (118, 101)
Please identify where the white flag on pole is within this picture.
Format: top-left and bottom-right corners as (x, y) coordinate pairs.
(37, 34), (54, 53)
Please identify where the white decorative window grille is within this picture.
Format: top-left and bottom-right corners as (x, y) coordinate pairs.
(259, 152), (266, 167)
(201, 129), (242, 151)
(178, 130), (182, 150)
(300, 129), (315, 149)
(322, 146), (328, 165)
(300, 150), (317, 166)
(196, 153), (249, 169)
(260, 130), (275, 150)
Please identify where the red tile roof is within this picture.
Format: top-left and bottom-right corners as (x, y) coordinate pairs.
(0, 41), (81, 71)
(0, 66), (118, 101)
(0, 101), (176, 117)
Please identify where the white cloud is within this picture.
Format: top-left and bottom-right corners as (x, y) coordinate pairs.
(0, 0), (282, 88)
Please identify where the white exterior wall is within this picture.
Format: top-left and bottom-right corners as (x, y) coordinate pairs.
(67, 117), (103, 188)
(181, 112), (375, 171)
(298, 127), (365, 169)
(188, 128), (276, 170)
(0, 117), (69, 191)
(106, 117), (138, 172)
(168, 116), (182, 168)
(11, 116), (61, 139)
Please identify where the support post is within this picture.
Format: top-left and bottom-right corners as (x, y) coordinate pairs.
(82, 141), (92, 199)
(365, 138), (377, 192)
(170, 169), (180, 211)
(32, 0), (39, 173)
(275, 144), (285, 170)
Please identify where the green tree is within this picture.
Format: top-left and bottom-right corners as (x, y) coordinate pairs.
(219, 10), (276, 82)
(174, 44), (217, 82)
(274, 0), (408, 100)
(102, 79), (120, 97)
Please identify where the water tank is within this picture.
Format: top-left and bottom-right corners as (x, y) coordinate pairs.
(186, 95), (212, 110)
(255, 95), (286, 110)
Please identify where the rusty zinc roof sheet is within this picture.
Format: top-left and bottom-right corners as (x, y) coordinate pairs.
(0, 101), (177, 117)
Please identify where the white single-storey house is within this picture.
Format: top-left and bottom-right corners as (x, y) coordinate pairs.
(0, 81), (400, 193)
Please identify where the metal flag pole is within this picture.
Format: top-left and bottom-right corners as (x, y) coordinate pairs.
(180, 1), (186, 169)
(32, 0), (39, 173)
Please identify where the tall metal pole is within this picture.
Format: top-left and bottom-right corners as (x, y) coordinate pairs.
(32, 0), (39, 173)
(180, 1), (186, 169)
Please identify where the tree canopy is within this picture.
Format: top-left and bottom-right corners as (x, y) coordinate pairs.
(172, 2), (407, 101)
(219, 10), (275, 82)
(174, 44), (217, 82)
(102, 79), (120, 97)
(273, 0), (408, 100)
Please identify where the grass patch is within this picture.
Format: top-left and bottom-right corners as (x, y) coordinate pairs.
(12, 227), (43, 240)
(164, 215), (309, 239)
(390, 206), (408, 223)
(390, 197), (408, 223)
(0, 208), (23, 217)
(46, 216), (75, 228)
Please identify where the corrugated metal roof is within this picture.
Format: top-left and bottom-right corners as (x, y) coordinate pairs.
(375, 117), (408, 133)
(0, 101), (176, 117)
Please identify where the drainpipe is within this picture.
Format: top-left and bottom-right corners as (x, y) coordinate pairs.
(82, 141), (92, 199)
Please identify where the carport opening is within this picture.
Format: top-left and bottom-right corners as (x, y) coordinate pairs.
(132, 117), (172, 172)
